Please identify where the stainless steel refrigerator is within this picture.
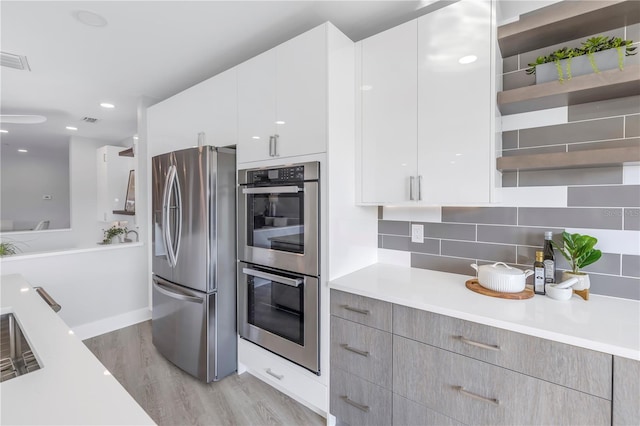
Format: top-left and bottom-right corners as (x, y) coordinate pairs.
(151, 146), (236, 382)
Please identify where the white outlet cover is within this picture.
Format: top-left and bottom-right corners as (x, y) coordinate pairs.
(411, 224), (424, 243)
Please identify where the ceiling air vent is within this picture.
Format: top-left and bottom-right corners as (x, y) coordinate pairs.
(82, 117), (98, 123)
(0, 51), (31, 71)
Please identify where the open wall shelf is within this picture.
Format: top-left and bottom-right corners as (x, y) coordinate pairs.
(498, 0), (640, 58)
(112, 210), (135, 216)
(118, 147), (134, 157)
(497, 64), (640, 115)
(496, 146), (640, 172)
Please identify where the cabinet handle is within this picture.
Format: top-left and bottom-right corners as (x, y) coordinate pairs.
(341, 305), (370, 315)
(274, 134), (279, 157)
(265, 368), (284, 380)
(269, 136), (276, 157)
(340, 395), (370, 413)
(409, 176), (415, 201)
(453, 385), (500, 406)
(457, 335), (501, 352)
(340, 343), (370, 358)
(418, 175), (423, 201)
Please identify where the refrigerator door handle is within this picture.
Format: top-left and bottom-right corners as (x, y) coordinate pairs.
(173, 168), (183, 265)
(152, 277), (203, 304)
(161, 165), (174, 266)
(242, 267), (302, 287)
(165, 165), (178, 267)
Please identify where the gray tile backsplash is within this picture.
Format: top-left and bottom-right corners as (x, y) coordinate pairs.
(411, 253), (476, 276)
(502, 130), (518, 150)
(626, 114), (640, 138)
(441, 240), (516, 264)
(518, 118), (624, 148)
(555, 252), (621, 276)
(381, 235), (439, 255)
(568, 185), (640, 207)
(518, 207), (623, 230)
(622, 255), (640, 278)
(378, 220), (410, 236)
(442, 207), (517, 225)
(477, 225), (564, 246)
(568, 96), (640, 121)
(567, 137), (640, 152)
(624, 209), (640, 230)
(415, 222), (476, 241)
(587, 274), (640, 301)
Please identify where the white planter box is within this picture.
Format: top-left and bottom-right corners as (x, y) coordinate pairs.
(536, 48), (625, 84)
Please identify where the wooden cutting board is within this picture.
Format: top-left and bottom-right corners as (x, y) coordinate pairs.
(465, 278), (534, 300)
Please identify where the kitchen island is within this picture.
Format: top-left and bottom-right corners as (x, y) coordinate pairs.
(0, 274), (155, 425)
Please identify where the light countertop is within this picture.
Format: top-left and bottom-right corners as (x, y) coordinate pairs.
(329, 263), (640, 361)
(0, 274), (155, 425)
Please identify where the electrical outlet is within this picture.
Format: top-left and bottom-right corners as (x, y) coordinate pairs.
(411, 224), (424, 243)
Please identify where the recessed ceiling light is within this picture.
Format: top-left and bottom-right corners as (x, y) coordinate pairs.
(0, 129), (7, 133)
(66, 126), (78, 131)
(100, 102), (115, 109)
(459, 55), (478, 64)
(252, 136), (260, 140)
(18, 149), (28, 153)
(361, 85), (373, 91)
(74, 10), (108, 27)
(275, 121), (285, 125)
(133, 136), (139, 140)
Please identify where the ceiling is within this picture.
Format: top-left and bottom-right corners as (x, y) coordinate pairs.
(0, 0), (457, 150)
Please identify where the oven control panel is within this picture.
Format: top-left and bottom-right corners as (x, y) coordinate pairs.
(248, 166), (305, 184)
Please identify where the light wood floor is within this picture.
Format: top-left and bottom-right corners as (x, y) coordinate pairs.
(84, 321), (325, 426)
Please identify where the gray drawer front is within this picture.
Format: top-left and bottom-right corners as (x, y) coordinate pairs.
(330, 367), (392, 426)
(393, 336), (611, 426)
(393, 394), (463, 426)
(613, 356), (640, 426)
(331, 316), (392, 389)
(393, 305), (612, 400)
(331, 289), (392, 331)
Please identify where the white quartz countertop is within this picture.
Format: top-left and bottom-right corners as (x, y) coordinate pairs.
(329, 264), (640, 361)
(0, 274), (155, 425)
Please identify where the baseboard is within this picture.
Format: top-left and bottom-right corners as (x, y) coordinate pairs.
(75, 308), (152, 340)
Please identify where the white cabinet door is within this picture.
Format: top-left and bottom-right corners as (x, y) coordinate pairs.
(275, 24), (327, 159)
(417, 0), (494, 204)
(359, 20), (418, 204)
(237, 49), (277, 163)
(147, 69), (238, 158)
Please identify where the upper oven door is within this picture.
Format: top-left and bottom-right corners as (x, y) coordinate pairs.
(238, 180), (318, 276)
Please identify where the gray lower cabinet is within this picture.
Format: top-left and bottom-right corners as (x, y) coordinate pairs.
(393, 305), (612, 399)
(331, 289), (392, 331)
(331, 367), (392, 426)
(394, 335), (611, 425)
(613, 356), (640, 425)
(393, 394), (463, 426)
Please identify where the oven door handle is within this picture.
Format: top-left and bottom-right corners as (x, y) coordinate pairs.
(242, 186), (302, 195)
(242, 268), (302, 288)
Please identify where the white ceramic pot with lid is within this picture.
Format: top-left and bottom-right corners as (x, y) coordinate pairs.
(470, 262), (533, 293)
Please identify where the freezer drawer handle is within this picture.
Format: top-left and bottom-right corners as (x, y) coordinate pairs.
(242, 186), (303, 195)
(242, 268), (302, 288)
(453, 385), (500, 406)
(265, 368), (284, 380)
(153, 279), (203, 304)
(340, 395), (370, 413)
(341, 305), (370, 316)
(456, 335), (501, 352)
(340, 343), (370, 358)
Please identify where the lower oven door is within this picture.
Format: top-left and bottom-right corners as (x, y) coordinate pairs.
(238, 262), (319, 374)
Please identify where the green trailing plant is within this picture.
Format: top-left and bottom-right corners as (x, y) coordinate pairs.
(102, 225), (128, 244)
(551, 231), (602, 275)
(526, 35), (637, 78)
(0, 240), (21, 257)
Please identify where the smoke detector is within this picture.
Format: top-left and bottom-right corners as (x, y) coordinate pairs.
(82, 117), (99, 123)
(0, 52), (31, 71)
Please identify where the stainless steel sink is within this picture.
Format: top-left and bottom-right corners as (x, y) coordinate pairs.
(0, 313), (40, 382)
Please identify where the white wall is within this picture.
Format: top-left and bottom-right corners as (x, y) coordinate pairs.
(1, 142), (70, 230)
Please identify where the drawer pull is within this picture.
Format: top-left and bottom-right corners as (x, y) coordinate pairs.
(453, 385), (500, 406)
(457, 335), (500, 352)
(265, 368), (284, 380)
(342, 305), (370, 315)
(341, 395), (370, 412)
(340, 343), (370, 357)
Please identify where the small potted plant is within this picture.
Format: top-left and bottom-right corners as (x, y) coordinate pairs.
(0, 240), (20, 257)
(102, 225), (128, 244)
(552, 231), (602, 300)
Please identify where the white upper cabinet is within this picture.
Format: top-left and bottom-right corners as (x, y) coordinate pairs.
(417, 0), (495, 204)
(357, 0), (498, 205)
(147, 68), (238, 158)
(359, 20), (418, 204)
(237, 24), (328, 164)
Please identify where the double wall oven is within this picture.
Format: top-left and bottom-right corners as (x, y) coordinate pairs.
(238, 162), (320, 374)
